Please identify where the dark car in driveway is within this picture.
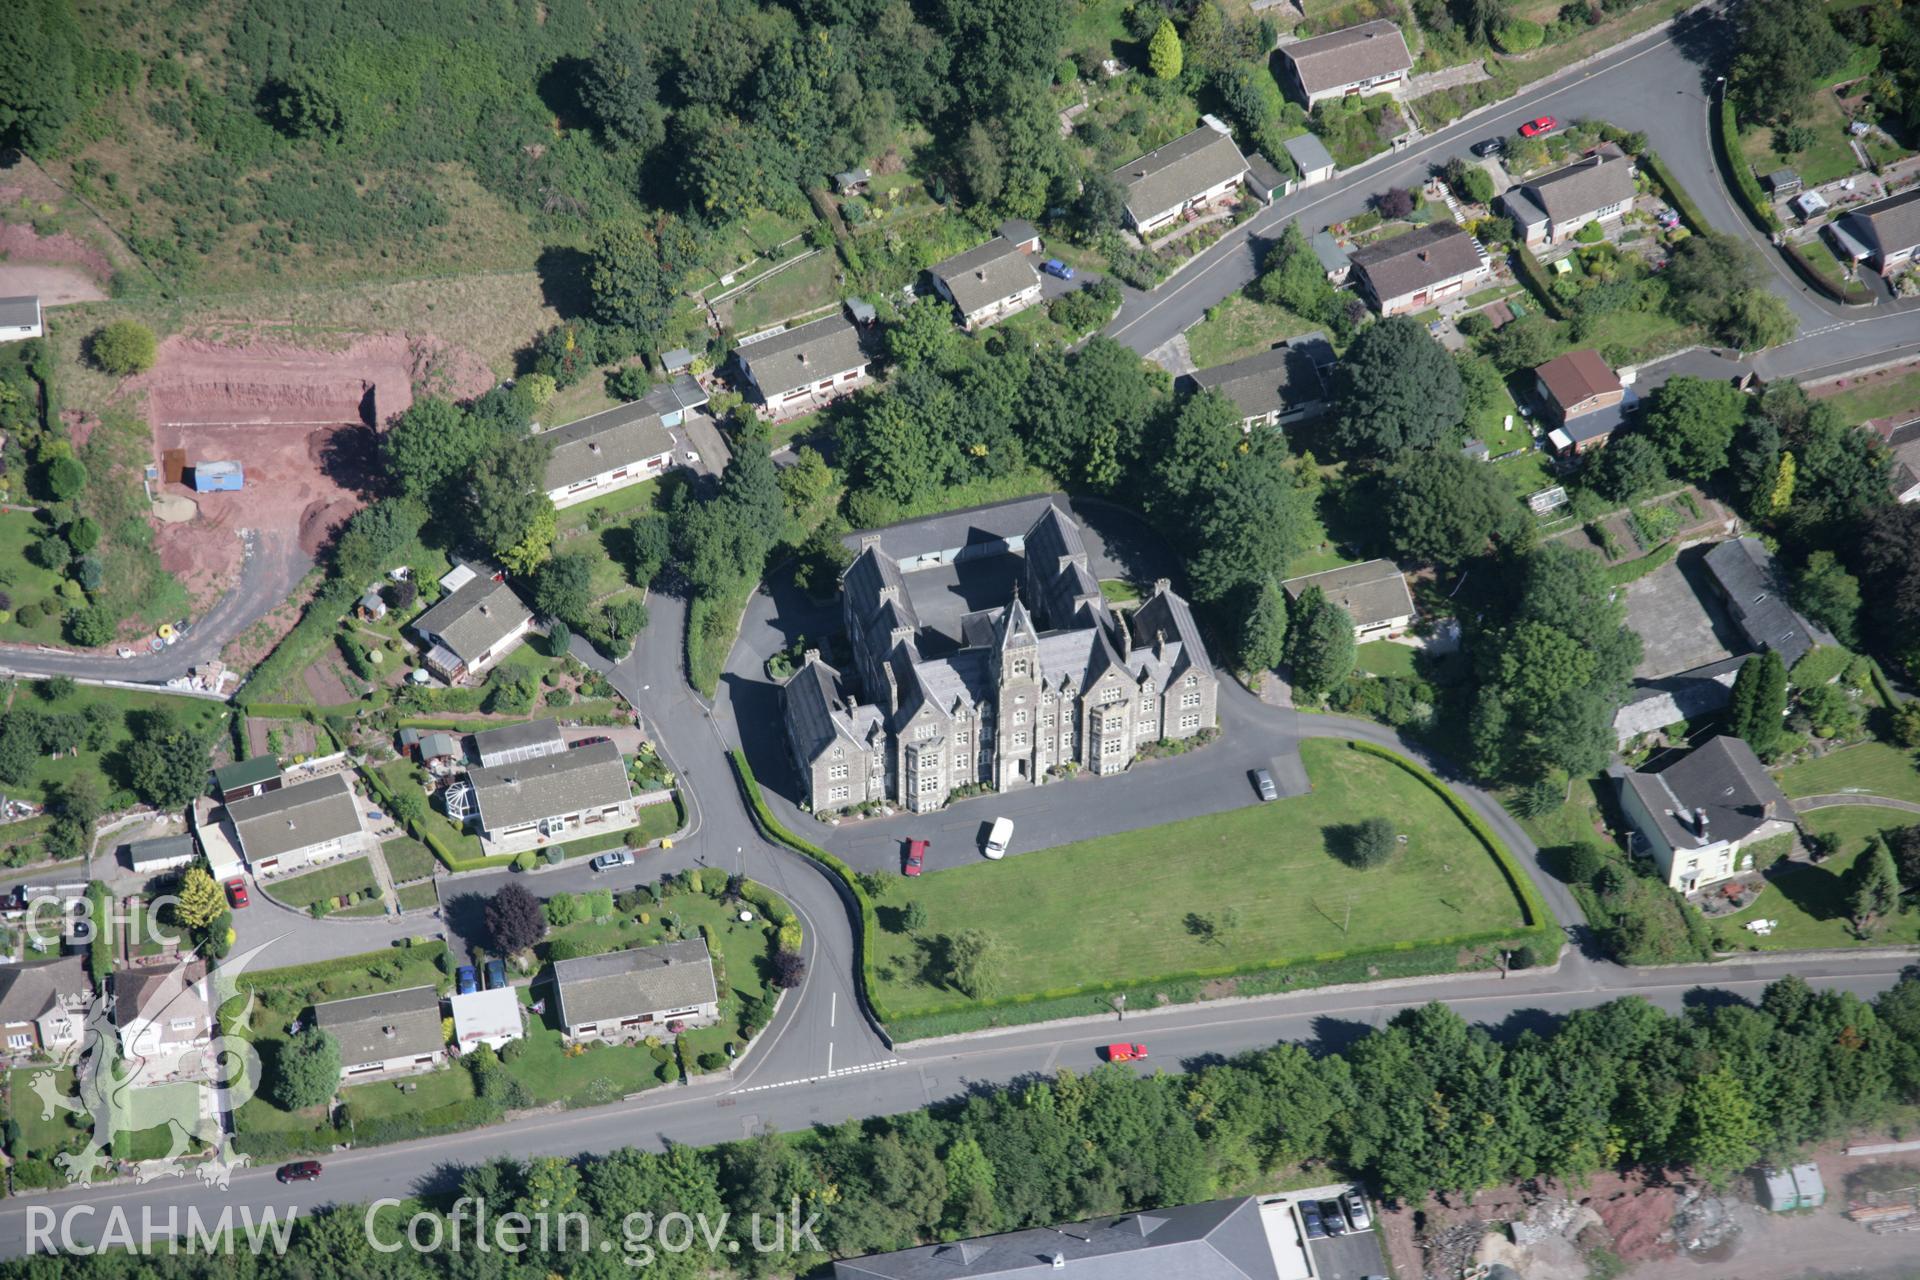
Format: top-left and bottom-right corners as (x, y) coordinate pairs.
(1299, 1200), (1327, 1240)
(484, 958), (508, 990)
(456, 965), (478, 995)
(1321, 1199), (1349, 1235)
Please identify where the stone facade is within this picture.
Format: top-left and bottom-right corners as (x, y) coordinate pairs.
(784, 506), (1218, 814)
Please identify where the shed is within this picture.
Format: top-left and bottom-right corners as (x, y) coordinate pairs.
(192, 461), (244, 492)
(832, 168), (872, 194)
(1761, 1167), (1799, 1211)
(1765, 169), (1803, 196)
(358, 589), (387, 620)
(1790, 1163), (1826, 1208)
(659, 347), (694, 376)
(1243, 153), (1290, 205)
(844, 296), (877, 326)
(1795, 189), (1829, 220)
(126, 834), (198, 874)
(1284, 133), (1337, 187)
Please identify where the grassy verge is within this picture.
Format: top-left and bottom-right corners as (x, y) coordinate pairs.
(264, 857), (380, 911)
(1184, 294), (1323, 368)
(686, 576), (757, 697)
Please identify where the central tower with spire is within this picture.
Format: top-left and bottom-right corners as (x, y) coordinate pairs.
(990, 591), (1041, 788)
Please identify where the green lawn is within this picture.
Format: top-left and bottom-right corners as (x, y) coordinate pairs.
(555, 478), (661, 533)
(1718, 807), (1920, 950)
(1774, 743), (1920, 805)
(379, 760), (484, 863)
(727, 251), (839, 336)
(1354, 641), (1417, 678)
(1492, 449), (1556, 501)
(396, 881), (440, 912)
(0, 512), (72, 645)
(1819, 366), (1920, 425)
(1099, 578), (1140, 604)
(1740, 93), (1860, 189)
(121, 1081), (199, 1138)
(1796, 235), (1859, 291)
(506, 991), (667, 1104)
(1184, 293), (1321, 369)
(1, 682), (227, 805)
(380, 838), (436, 885)
(7, 1067), (81, 1156)
(265, 857), (380, 910)
(342, 1064), (474, 1120)
(870, 740), (1531, 1018)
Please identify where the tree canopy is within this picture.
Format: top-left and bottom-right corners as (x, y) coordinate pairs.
(1330, 317), (1465, 456)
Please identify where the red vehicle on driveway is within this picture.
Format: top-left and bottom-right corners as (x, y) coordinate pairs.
(224, 877), (249, 909)
(904, 839), (928, 876)
(1105, 1043), (1148, 1063)
(1519, 115), (1557, 137)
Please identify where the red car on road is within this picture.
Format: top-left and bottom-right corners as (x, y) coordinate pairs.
(1518, 115), (1557, 137)
(1105, 1043), (1148, 1063)
(904, 839), (928, 876)
(276, 1161), (322, 1183)
(224, 877), (249, 909)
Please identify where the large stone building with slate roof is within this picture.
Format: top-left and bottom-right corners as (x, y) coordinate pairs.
(1110, 125), (1250, 236)
(313, 985), (445, 1080)
(832, 1196), (1288, 1279)
(537, 400), (679, 508)
(785, 503), (1218, 815)
(552, 939), (719, 1042)
(1616, 735), (1793, 893)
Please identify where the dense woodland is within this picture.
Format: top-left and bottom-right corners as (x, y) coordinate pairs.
(1, 975), (1915, 1277)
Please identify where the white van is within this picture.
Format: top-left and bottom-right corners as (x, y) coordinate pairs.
(984, 817), (1014, 860)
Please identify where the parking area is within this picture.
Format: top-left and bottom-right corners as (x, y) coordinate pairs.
(1271, 1184), (1389, 1280)
(1623, 550), (1741, 681)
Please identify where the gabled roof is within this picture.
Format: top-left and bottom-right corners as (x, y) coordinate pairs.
(930, 237), (1041, 316)
(1535, 349), (1622, 412)
(411, 573), (533, 664)
(1111, 126), (1250, 226)
(226, 773), (363, 862)
(785, 656), (886, 756)
(737, 314), (868, 399)
(1521, 149), (1636, 223)
(538, 401), (676, 491)
(1348, 222), (1486, 301)
(213, 755), (281, 793)
(844, 543), (922, 635)
(0, 957), (86, 1026)
(1130, 581), (1214, 680)
(0, 297), (41, 329)
(840, 494), (1073, 567)
(1281, 560), (1414, 630)
(831, 1196), (1283, 1279)
(1704, 537), (1831, 669)
(1842, 185), (1920, 258)
(1186, 344), (1324, 421)
(473, 718), (565, 761)
(553, 938), (717, 1026)
(1500, 186), (1548, 229)
(126, 834), (197, 868)
(905, 648), (997, 718)
(1624, 734), (1787, 852)
(1280, 20), (1413, 95)
(468, 741), (632, 832)
(1310, 230), (1350, 273)
(113, 961), (208, 1031)
(313, 984), (443, 1067)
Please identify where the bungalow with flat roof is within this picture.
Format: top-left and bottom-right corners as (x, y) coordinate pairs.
(735, 313), (871, 417)
(1348, 221), (1490, 315)
(213, 756), (282, 803)
(929, 235), (1043, 330)
(1837, 187), (1920, 274)
(1277, 20), (1413, 107)
(313, 985), (445, 1080)
(1281, 560), (1415, 641)
(225, 772), (368, 879)
(1111, 125), (1251, 236)
(1503, 147), (1637, 247)
(0, 297), (44, 344)
(115, 960), (212, 1060)
(473, 718), (567, 769)
(449, 987), (523, 1055)
(1182, 342), (1327, 431)
(537, 402), (678, 509)
(1284, 132), (1336, 186)
(1704, 537), (1832, 670)
(1617, 735), (1792, 893)
(0, 957), (88, 1057)
(466, 740), (634, 846)
(1536, 349), (1632, 455)
(125, 834), (198, 876)
(552, 938), (719, 1043)
(409, 571), (534, 684)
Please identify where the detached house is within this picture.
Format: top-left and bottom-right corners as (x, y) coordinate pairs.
(0, 297), (43, 344)
(1535, 349), (1632, 455)
(313, 985), (445, 1081)
(1835, 186), (1920, 275)
(537, 402), (678, 509)
(225, 772), (368, 878)
(1282, 561), (1415, 642)
(1618, 736), (1792, 893)
(1348, 221), (1490, 316)
(929, 235), (1043, 330)
(0, 957), (89, 1057)
(1111, 125), (1251, 237)
(409, 570), (534, 684)
(1502, 147), (1637, 247)
(1278, 20), (1414, 107)
(1182, 341), (1327, 431)
(552, 939), (719, 1043)
(466, 739), (635, 847)
(115, 961), (212, 1060)
(735, 313), (871, 417)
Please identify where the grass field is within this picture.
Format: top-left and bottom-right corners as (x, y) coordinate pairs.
(396, 882), (441, 912)
(869, 740), (1530, 1018)
(380, 838), (436, 885)
(1774, 743), (1920, 805)
(2, 682), (227, 805)
(267, 857), (380, 910)
(727, 252), (839, 336)
(1718, 806), (1920, 950)
(1354, 641), (1417, 678)
(554, 477), (662, 534)
(1740, 93), (1860, 189)
(343, 1064), (474, 1120)
(1184, 293), (1322, 369)
(0, 512), (72, 646)
(1819, 367), (1920, 425)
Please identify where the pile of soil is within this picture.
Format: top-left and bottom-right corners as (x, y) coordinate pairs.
(0, 220), (114, 285)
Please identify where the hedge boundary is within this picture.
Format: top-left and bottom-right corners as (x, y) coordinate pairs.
(1711, 97), (1781, 234)
(228, 940), (446, 992)
(1637, 148), (1711, 237)
(1781, 240), (1875, 306)
(1512, 243), (1568, 319)
(1603, 540), (1678, 586)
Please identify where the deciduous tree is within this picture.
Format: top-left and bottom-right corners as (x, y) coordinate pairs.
(486, 883), (546, 956)
(1331, 317), (1465, 456)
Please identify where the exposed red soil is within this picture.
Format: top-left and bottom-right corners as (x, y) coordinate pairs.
(62, 409), (98, 450)
(300, 657), (355, 706)
(0, 220), (114, 284)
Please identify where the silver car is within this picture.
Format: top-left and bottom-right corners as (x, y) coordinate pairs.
(1253, 769), (1277, 802)
(1344, 1190), (1372, 1230)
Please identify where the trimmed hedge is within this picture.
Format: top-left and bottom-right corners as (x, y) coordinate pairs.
(359, 765), (516, 872)
(1603, 540), (1679, 586)
(85, 881), (112, 985)
(1637, 148), (1711, 237)
(1512, 244), (1568, 319)
(1713, 97), (1781, 234)
(230, 941), (446, 992)
(1781, 241), (1874, 306)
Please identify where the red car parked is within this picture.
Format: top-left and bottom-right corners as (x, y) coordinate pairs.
(1518, 115), (1557, 137)
(904, 839), (928, 876)
(224, 877), (249, 909)
(1105, 1043), (1149, 1063)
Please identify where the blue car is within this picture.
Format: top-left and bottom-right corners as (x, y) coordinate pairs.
(456, 965), (478, 995)
(1042, 258), (1074, 280)
(484, 958), (508, 990)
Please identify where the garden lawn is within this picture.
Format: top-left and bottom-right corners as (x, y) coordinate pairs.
(342, 1064), (475, 1120)
(2, 682), (226, 805)
(7, 1067), (80, 1156)
(1774, 743), (1920, 806)
(727, 252), (838, 336)
(870, 739), (1530, 1018)
(1717, 807), (1920, 950)
(555, 478), (660, 533)
(1492, 450), (1556, 502)
(380, 838), (436, 885)
(1184, 293), (1321, 369)
(1354, 641), (1417, 678)
(514, 988), (669, 1104)
(0, 512), (71, 646)
(378, 761), (484, 864)
(1739, 94), (1860, 189)
(396, 882), (440, 912)
(1819, 366), (1920, 425)
(267, 858), (380, 910)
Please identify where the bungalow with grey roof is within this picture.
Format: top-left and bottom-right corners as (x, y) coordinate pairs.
(552, 939), (719, 1043)
(314, 985), (445, 1080)
(1704, 537), (1833, 670)
(1836, 186), (1920, 274)
(409, 570), (534, 684)
(928, 235), (1042, 331)
(1616, 735), (1792, 893)
(735, 312), (871, 417)
(1282, 560), (1415, 641)
(1348, 221), (1490, 315)
(1182, 340), (1327, 431)
(1502, 146), (1636, 247)
(224, 772), (368, 878)
(466, 740), (635, 850)
(1278, 20), (1413, 107)
(1110, 125), (1250, 236)
(537, 401), (679, 508)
